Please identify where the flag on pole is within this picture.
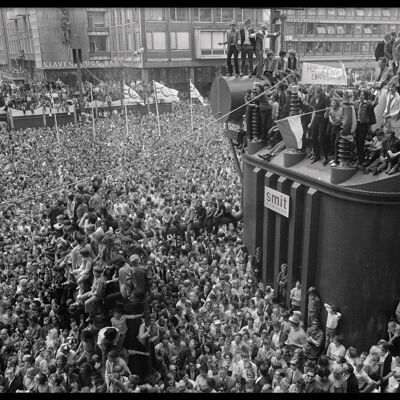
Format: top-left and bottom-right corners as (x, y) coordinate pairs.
(123, 84), (144, 104)
(153, 81), (180, 103)
(339, 61), (348, 86)
(190, 81), (204, 105)
(275, 115), (304, 150)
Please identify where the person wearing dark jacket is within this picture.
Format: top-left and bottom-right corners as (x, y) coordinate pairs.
(219, 21), (240, 77)
(375, 40), (385, 61)
(3, 367), (24, 393)
(343, 363), (359, 393)
(239, 19), (255, 77)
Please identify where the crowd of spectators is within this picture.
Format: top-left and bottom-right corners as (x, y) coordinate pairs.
(2, 35), (400, 392)
(1, 95), (400, 393)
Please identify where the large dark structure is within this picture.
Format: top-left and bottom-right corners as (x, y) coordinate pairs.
(210, 75), (400, 351)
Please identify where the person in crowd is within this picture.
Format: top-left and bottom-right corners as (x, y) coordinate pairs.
(308, 87), (330, 165)
(239, 18), (255, 77)
(219, 21), (240, 77)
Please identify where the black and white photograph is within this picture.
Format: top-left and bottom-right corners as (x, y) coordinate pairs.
(0, 6), (400, 394)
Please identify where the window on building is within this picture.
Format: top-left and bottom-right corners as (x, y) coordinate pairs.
(215, 8), (234, 22)
(170, 32), (190, 49)
(126, 9), (131, 23)
(307, 8), (316, 17)
(117, 9), (123, 25)
(380, 25), (388, 36)
(111, 34), (117, 50)
(317, 8), (325, 17)
(87, 11), (106, 28)
(325, 42), (333, 54)
(145, 8), (165, 21)
(193, 8), (212, 22)
(199, 31), (225, 55)
(354, 25), (362, 35)
(327, 8), (335, 17)
(389, 25), (397, 34)
(345, 24), (353, 35)
(241, 8), (254, 22)
(315, 41), (324, 55)
(334, 42), (342, 54)
(286, 9), (296, 17)
(382, 9), (390, 17)
(298, 42), (305, 55)
(326, 25), (336, 35)
(110, 10), (115, 26)
(316, 25), (326, 35)
(170, 8), (189, 21)
(297, 23), (305, 35)
(371, 24), (379, 35)
(337, 8), (346, 17)
(361, 42), (369, 53)
(353, 42), (361, 53)
(146, 32), (166, 50)
(373, 8), (381, 17)
(363, 26), (372, 35)
(336, 26), (344, 35)
(285, 23), (295, 36)
(305, 23), (315, 35)
(305, 42), (314, 54)
(125, 31), (132, 51)
(297, 9), (305, 17)
(262, 9), (270, 22)
(364, 8), (372, 18)
(345, 8), (354, 17)
(118, 31), (123, 50)
(343, 42), (352, 54)
(355, 9), (364, 17)
(89, 35), (107, 52)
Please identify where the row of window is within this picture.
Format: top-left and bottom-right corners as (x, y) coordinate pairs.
(286, 40), (380, 58)
(109, 8), (138, 26)
(285, 22), (400, 37)
(287, 8), (397, 19)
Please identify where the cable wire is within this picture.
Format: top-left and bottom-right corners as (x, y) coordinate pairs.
(0, 75), (294, 208)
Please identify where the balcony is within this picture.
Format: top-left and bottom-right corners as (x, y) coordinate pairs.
(89, 51), (111, 60)
(87, 26), (110, 35)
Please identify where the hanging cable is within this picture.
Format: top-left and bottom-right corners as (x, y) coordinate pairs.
(0, 75), (294, 208)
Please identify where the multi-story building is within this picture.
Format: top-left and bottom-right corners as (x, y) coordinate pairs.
(1, 8), (394, 93)
(283, 7), (400, 80)
(0, 8), (272, 94)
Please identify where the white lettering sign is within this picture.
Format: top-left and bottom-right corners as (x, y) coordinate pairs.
(264, 187), (290, 218)
(301, 62), (347, 86)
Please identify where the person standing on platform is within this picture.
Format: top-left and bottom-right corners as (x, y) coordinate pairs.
(218, 22), (240, 77)
(250, 26), (280, 79)
(277, 263), (288, 304)
(307, 286), (321, 328)
(324, 303), (342, 351)
(308, 87), (330, 165)
(239, 19), (255, 77)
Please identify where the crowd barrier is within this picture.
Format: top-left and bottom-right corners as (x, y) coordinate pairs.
(5, 102), (174, 131)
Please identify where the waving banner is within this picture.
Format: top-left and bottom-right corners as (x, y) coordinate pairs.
(301, 62), (348, 86)
(153, 80), (180, 103)
(123, 84), (144, 104)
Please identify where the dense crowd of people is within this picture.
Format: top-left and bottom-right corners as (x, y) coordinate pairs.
(1, 97), (400, 393)
(0, 77), (153, 114)
(1, 25), (400, 391)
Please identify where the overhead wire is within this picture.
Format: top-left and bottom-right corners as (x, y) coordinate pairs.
(0, 74), (295, 208)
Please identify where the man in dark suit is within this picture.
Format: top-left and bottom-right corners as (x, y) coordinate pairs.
(3, 367), (24, 393)
(239, 18), (255, 77)
(379, 341), (393, 393)
(343, 363), (359, 393)
(213, 366), (235, 391)
(219, 21), (240, 76)
(254, 362), (272, 392)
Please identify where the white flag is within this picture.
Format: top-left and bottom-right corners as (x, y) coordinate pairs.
(153, 81), (180, 103)
(190, 81), (204, 106)
(123, 84), (144, 104)
(275, 114), (304, 149)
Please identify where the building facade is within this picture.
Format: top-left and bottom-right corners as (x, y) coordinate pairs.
(0, 8), (272, 95)
(0, 8), (394, 94)
(283, 7), (400, 80)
